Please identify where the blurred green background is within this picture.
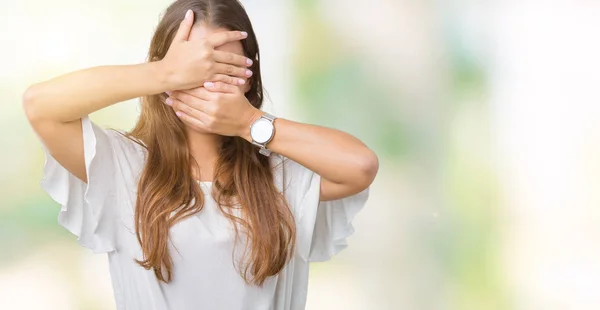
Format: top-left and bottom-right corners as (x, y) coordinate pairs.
(2, 1), (600, 309)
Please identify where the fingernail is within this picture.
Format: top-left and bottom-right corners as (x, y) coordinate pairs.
(204, 81), (214, 88)
(185, 9), (193, 20)
(176, 111), (182, 117)
(238, 79), (246, 85)
(165, 98), (173, 105)
(245, 70), (253, 77)
(241, 31), (248, 37)
(246, 58), (253, 66)
(165, 91), (172, 96)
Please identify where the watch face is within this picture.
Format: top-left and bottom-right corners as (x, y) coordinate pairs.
(251, 118), (274, 143)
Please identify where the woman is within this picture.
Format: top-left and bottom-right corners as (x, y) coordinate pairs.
(23, 0), (378, 309)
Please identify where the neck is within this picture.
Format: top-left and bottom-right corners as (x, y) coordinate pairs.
(186, 128), (222, 182)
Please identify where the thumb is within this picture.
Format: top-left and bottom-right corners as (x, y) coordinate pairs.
(173, 9), (194, 43)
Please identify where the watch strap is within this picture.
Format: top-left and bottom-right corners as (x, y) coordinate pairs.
(261, 112), (276, 122)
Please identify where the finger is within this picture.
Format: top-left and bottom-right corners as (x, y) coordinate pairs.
(211, 74), (246, 86)
(176, 110), (208, 132)
(170, 97), (212, 130)
(173, 9), (195, 43)
(177, 87), (214, 101)
(203, 81), (237, 94)
(213, 50), (253, 67)
(173, 90), (208, 110)
(214, 63), (253, 79)
(169, 96), (209, 120)
(207, 31), (248, 47)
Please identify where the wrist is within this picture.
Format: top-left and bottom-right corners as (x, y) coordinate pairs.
(150, 60), (175, 92)
(240, 108), (264, 142)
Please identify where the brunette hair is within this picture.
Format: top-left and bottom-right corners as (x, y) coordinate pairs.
(126, 0), (296, 286)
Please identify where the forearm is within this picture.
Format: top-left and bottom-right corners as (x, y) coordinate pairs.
(23, 62), (168, 123)
(242, 116), (378, 187)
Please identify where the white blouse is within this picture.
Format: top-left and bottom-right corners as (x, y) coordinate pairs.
(40, 116), (369, 310)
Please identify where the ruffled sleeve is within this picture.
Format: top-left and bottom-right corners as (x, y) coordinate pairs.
(280, 156), (369, 262)
(41, 116), (139, 254)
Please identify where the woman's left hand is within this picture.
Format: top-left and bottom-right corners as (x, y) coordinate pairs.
(169, 82), (378, 202)
(166, 82), (261, 137)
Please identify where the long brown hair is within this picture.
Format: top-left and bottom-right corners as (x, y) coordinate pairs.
(126, 0), (296, 286)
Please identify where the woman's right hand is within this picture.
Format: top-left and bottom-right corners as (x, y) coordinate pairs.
(159, 9), (254, 91)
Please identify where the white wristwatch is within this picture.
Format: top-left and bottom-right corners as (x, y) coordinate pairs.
(250, 112), (277, 156)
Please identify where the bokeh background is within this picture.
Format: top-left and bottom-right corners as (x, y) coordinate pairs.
(2, 0), (600, 309)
